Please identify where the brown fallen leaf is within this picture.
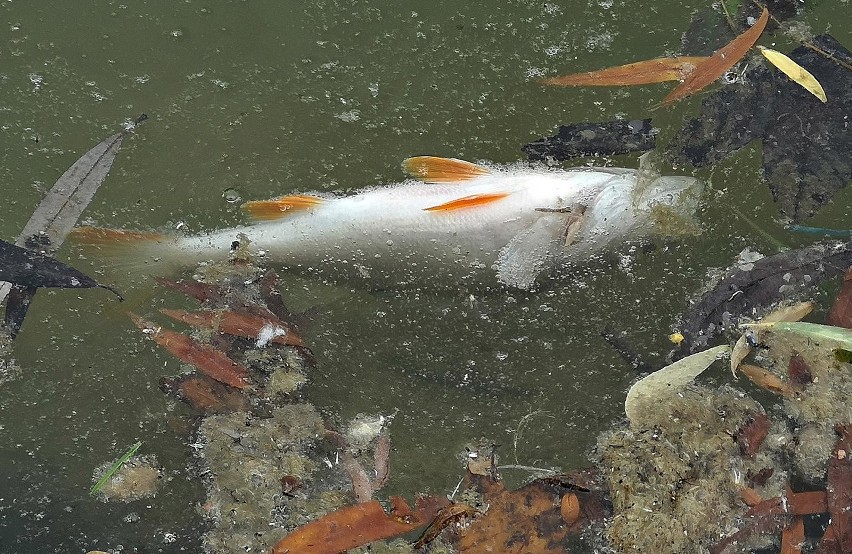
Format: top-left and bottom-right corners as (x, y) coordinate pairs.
(821, 424), (852, 552)
(540, 57), (707, 87)
(745, 490), (828, 517)
(827, 268), (852, 329)
(739, 363), (796, 397)
(129, 313), (252, 389)
(732, 301), (814, 376)
(414, 503), (478, 550)
(781, 516), (805, 554)
(788, 353), (813, 388)
(153, 277), (226, 303)
(270, 495), (449, 554)
(159, 308), (304, 347)
(160, 374), (251, 414)
(663, 7), (768, 105)
(739, 486), (763, 507)
(736, 412), (771, 458)
(560, 493), (581, 524)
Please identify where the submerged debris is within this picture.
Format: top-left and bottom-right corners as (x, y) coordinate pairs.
(93, 455), (162, 503)
(666, 34), (852, 222)
(523, 119), (657, 161)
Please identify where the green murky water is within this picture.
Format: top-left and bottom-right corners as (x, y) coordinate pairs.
(1, 1), (850, 552)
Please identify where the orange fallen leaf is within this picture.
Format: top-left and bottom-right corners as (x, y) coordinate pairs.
(739, 364), (796, 398)
(160, 308), (304, 347)
(663, 7), (768, 105)
(129, 313), (251, 389)
(739, 486), (763, 507)
(540, 57), (708, 87)
(560, 493), (581, 524)
(270, 495), (449, 554)
(160, 374), (251, 413)
(458, 481), (563, 553)
(781, 516), (805, 554)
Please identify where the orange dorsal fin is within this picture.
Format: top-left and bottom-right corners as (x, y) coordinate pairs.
(241, 194), (324, 221)
(424, 192), (510, 212)
(403, 156), (490, 183)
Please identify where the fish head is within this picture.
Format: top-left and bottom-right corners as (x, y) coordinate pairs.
(562, 172), (704, 257)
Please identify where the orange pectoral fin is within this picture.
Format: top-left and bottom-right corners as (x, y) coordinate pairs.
(423, 192), (510, 212)
(403, 156), (490, 183)
(241, 194), (324, 221)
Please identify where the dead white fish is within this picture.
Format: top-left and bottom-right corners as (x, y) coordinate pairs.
(71, 156), (702, 290)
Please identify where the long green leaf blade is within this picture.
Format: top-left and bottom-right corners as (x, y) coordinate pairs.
(90, 441), (142, 496)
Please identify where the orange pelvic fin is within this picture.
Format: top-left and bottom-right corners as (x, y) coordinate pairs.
(403, 156), (490, 183)
(241, 194), (324, 221)
(424, 192), (510, 212)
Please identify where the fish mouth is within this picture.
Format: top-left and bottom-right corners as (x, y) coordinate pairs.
(638, 176), (705, 237)
(633, 175), (704, 211)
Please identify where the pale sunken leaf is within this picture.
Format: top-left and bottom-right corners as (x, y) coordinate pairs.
(626, 345), (730, 426)
(731, 334), (752, 377)
(0, 126), (134, 307)
(749, 321), (852, 349)
(761, 301), (815, 324)
(731, 301), (814, 377)
(758, 46), (827, 103)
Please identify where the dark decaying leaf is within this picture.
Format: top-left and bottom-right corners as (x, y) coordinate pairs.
(663, 8), (768, 105)
(0, 239), (121, 295)
(523, 119), (657, 161)
(666, 35), (851, 222)
(0, 117), (143, 334)
(0, 239), (122, 336)
(677, 240), (852, 354)
(4, 285), (37, 338)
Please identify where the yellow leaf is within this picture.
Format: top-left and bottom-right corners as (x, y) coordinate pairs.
(668, 332), (685, 345)
(757, 46), (827, 103)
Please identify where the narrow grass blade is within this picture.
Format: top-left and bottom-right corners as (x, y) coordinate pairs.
(90, 441), (142, 496)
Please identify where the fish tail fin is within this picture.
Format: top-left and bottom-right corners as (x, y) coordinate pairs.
(69, 226), (188, 276)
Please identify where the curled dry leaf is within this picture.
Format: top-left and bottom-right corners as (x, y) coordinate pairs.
(758, 46), (827, 103)
(540, 57), (707, 87)
(731, 301), (814, 377)
(625, 344), (729, 426)
(129, 313), (251, 389)
(663, 7), (768, 105)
